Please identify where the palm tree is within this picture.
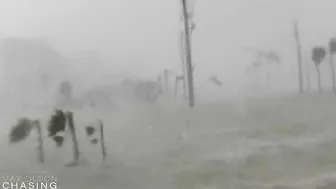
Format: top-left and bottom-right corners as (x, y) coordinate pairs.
(242, 47), (281, 90)
(312, 46), (326, 93)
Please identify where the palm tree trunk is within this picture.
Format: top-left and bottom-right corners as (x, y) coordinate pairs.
(265, 63), (271, 91)
(294, 20), (304, 93)
(164, 69), (169, 93)
(317, 67), (322, 93)
(305, 58), (311, 92)
(34, 120), (44, 164)
(329, 53), (336, 94)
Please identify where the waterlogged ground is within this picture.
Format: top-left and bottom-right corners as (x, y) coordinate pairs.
(2, 94), (336, 188)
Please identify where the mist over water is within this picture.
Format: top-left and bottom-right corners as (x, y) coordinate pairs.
(1, 0), (336, 189)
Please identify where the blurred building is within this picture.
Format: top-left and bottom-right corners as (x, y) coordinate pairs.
(0, 37), (68, 105)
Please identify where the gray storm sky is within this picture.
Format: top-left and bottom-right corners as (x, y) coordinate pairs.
(0, 0), (335, 97)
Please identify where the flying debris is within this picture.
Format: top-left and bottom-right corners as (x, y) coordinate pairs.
(209, 76), (223, 86)
(9, 118), (34, 144)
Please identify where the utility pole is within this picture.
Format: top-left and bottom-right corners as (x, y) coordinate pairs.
(181, 0), (195, 108)
(180, 31), (187, 99)
(328, 38), (336, 94)
(293, 20), (304, 93)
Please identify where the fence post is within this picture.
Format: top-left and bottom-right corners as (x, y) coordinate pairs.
(34, 120), (44, 164)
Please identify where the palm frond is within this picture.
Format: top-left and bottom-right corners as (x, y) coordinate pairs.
(48, 109), (66, 137)
(9, 117), (34, 143)
(209, 76), (223, 86)
(85, 126), (95, 136)
(52, 136), (64, 148)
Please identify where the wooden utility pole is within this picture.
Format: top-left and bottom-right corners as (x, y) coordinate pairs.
(180, 31), (187, 99)
(181, 0), (195, 108)
(293, 20), (304, 93)
(328, 38), (336, 94)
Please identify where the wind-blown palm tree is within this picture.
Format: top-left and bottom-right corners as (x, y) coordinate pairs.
(312, 46), (326, 93)
(242, 47), (281, 90)
(209, 76), (222, 86)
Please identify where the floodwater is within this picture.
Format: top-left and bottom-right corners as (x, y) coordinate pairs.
(1, 93), (336, 189)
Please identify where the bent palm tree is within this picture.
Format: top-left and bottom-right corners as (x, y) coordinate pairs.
(242, 47), (281, 90)
(312, 46), (326, 93)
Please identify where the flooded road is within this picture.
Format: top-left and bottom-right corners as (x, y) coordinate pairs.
(2, 94), (336, 189)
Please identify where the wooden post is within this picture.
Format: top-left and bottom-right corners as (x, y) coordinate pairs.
(99, 120), (107, 161)
(316, 66), (322, 93)
(66, 112), (80, 162)
(34, 120), (44, 164)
